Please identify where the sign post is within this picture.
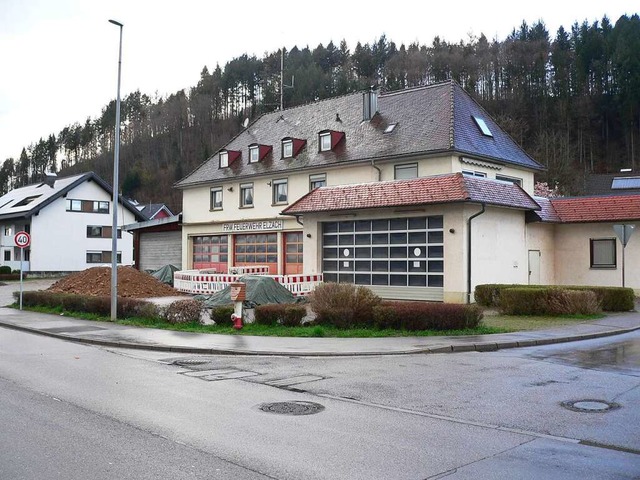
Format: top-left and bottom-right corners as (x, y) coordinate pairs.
(613, 224), (635, 288)
(14, 231), (31, 310)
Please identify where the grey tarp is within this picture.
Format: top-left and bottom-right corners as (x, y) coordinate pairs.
(151, 264), (179, 286)
(197, 275), (299, 307)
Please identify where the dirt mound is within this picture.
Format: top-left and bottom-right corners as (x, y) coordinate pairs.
(47, 266), (181, 298)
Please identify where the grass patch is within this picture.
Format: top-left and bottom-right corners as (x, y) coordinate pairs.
(483, 313), (604, 332)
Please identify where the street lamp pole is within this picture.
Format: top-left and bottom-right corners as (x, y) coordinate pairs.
(109, 19), (123, 321)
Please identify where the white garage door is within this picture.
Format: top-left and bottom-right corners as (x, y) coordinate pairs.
(139, 231), (182, 272)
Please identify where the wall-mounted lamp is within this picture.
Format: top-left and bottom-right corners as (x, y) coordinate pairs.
(266, 181), (272, 186)
(306, 233), (312, 238)
(449, 228), (455, 234)
(227, 187), (234, 192)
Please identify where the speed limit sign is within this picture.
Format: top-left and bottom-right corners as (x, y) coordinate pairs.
(14, 231), (30, 248)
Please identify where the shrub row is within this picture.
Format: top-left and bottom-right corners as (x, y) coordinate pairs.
(18, 291), (158, 319)
(373, 302), (484, 331)
(254, 304), (307, 327)
(309, 282), (381, 328)
(498, 288), (601, 315)
(475, 284), (635, 312)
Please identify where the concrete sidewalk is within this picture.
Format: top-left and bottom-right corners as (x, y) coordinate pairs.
(1, 305), (639, 356)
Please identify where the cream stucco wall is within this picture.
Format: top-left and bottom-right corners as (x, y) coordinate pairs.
(553, 223), (639, 292)
(525, 223), (556, 285)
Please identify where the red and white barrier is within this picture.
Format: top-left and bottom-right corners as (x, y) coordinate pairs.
(174, 270), (323, 297)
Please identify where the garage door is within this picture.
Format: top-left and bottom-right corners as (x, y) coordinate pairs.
(139, 231), (182, 272)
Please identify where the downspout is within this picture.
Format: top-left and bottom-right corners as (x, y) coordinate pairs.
(371, 159), (381, 181)
(295, 215), (303, 226)
(467, 203), (486, 304)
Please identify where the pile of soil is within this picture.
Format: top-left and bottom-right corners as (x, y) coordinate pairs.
(47, 266), (181, 298)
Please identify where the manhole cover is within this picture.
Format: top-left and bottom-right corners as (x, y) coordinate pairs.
(561, 399), (620, 413)
(258, 401), (325, 416)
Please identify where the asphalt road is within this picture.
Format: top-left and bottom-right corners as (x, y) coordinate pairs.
(1, 326), (638, 479)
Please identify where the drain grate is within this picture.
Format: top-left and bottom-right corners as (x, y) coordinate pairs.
(173, 359), (211, 367)
(258, 401), (325, 416)
(561, 399), (620, 413)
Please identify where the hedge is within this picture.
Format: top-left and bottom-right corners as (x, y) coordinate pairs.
(498, 288), (600, 316)
(372, 301), (483, 331)
(210, 305), (234, 326)
(475, 283), (635, 312)
(254, 304), (307, 327)
(16, 291), (158, 319)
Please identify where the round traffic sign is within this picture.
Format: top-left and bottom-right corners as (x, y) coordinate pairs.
(14, 231), (30, 248)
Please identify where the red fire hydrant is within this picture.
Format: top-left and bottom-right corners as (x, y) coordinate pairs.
(231, 313), (243, 330)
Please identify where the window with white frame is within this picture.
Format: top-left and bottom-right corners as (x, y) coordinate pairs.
(319, 132), (332, 152)
(210, 187), (223, 210)
(310, 173), (326, 190)
(66, 199), (109, 213)
(240, 183), (254, 207)
(496, 174), (522, 186)
(462, 170), (487, 178)
(4, 226), (11, 236)
(272, 178), (288, 204)
(249, 145), (260, 163)
(590, 238), (616, 268)
(219, 151), (229, 168)
(86, 226), (121, 238)
(4, 250), (10, 261)
(394, 163), (418, 180)
(86, 251), (121, 263)
(282, 139), (293, 158)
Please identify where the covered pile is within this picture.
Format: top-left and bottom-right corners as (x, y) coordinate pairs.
(199, 275), (299, 307)
(47, 266), (181, 298)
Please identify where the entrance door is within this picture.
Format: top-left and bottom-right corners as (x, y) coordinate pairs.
(528, 250), (540, 285)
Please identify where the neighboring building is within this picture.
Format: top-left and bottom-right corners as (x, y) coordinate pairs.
(584, 172), (640, 196)
(136, 203), (174, 220)
(0, 172), (146, 274)
(175, 81), (640, 301)
(124, 213), (182, 272)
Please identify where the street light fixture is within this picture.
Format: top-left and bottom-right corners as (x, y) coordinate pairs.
(109, 19), (123, 321)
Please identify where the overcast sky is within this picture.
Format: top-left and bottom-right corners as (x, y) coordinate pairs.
(0, 0), (633, 164)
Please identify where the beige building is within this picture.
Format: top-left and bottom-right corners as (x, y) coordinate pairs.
(175, 81), (639, 302)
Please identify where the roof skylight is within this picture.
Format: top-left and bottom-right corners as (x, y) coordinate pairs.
(472, 116), (493, 137)
(612, 177), (640, 190)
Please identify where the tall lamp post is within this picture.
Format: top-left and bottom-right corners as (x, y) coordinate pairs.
(109, 19), (123, 321)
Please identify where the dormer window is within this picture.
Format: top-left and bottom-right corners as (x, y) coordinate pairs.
(319, 132), (331, 152)
(281, 137), (306, 158)
(318, 130), (344, 152)
(249, 145), (259, 163)
(247, 144), (272, 163)
(282, 139), (293, 158)
(219, 149), (241, 168)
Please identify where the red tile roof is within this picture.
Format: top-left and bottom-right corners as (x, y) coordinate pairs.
(282, 173), (540, 215)
(549, 195), (640, 223)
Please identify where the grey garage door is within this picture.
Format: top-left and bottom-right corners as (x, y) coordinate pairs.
(139, 231), (182, 272)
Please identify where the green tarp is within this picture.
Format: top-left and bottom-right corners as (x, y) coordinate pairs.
(151, 264), (179, 286)
(197, 275), (299, 307)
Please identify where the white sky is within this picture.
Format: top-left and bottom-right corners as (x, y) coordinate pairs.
(0, 0), (634, 164)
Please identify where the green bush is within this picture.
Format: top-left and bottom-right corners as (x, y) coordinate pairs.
(476, 283), (635, 312)
(17, 291), (158, 318)
(498, 288), (552, 315)
(310, 283), (381, 328)
(254, 304), (307, 327)
(373, 302), (484, 331)
(210, 305), (234, 326)
(163, 299), (203, 324)
(0, 266), (12, 274)
(546, 289), (601, 315)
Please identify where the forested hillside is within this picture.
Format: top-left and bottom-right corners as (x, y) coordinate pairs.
(2, 14), (638, 212)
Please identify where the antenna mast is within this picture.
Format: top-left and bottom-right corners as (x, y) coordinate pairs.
(280, 47), (294, 111)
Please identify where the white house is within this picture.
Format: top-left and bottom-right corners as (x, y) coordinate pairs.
(0, 172), (146, 274)
(174, 81), (640, 301)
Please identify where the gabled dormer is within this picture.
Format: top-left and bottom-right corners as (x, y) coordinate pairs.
(318, 130), (345, 152)
(248, 144), (273, 163)
(281, 137), (306, 159)
(219, 149), (241, 168)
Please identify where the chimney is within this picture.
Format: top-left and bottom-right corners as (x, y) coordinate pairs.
(44, 172), (57, 188)
(362, 86), (378, 121)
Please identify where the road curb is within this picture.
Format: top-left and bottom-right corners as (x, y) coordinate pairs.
(1, 319), (638, 357)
